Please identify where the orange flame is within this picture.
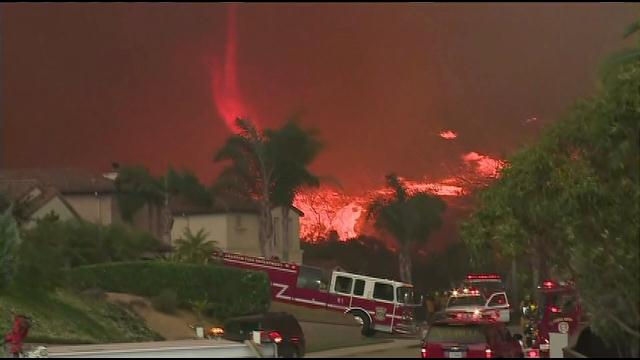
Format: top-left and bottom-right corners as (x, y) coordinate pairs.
(462, 152), (506, 178)
(439, 130), (458, 140)
(294, 154), (507, 242)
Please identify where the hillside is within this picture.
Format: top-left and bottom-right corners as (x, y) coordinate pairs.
(0, 290), (161, 344)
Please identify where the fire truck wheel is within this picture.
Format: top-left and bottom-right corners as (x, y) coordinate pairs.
(351, 311), (375, 337)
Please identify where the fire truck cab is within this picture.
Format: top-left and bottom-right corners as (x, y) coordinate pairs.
(524, 279), (582, 358)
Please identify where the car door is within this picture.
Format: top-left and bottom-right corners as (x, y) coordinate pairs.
(486, 292), (510, 322)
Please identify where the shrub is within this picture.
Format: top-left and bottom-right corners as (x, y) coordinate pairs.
(151, 289), (179, 314)
(66, 261), (270, 320)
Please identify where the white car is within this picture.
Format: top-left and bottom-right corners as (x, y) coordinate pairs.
(445, 289), (511, 323)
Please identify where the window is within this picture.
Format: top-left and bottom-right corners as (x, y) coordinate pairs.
(297, 266), (328, 291)
(353, 279), (365, 296)
(397, 287), (419, 304)
(373, 283), (394, 302)
(334, 276), (353, 294)
(448, 295), (485, 308)
(488, 293), (507, 307)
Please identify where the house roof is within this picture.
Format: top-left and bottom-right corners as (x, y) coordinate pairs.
(170, 195), (304, 217)
(170, 195), (260, 216)
(0, 168), (116, 194)
(0, 179), (80, 218)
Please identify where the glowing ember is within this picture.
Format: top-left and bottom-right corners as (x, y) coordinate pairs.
(211, 4), (252, 133)
(439, 130), (458, 140)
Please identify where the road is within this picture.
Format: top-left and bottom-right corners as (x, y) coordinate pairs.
(348, 345), (421, 358)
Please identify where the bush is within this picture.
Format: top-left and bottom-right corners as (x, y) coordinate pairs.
(11, 217), (163, 292)
(151, 289), (179, 314)
(66, 261), (271, 320)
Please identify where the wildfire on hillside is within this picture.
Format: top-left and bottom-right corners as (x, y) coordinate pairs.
(294, 152), (507, 242)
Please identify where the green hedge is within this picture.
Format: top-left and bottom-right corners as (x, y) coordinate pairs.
(66, 261), (271, 319)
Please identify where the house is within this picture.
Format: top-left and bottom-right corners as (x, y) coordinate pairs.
(0, 168), (163, 238)
(0, 178), (80, 228)
(170, 195), (305, 264)
(0, 168), (119, 224)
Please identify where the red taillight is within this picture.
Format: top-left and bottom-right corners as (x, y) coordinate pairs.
(550, 306), (561, 313)
(542, 280), (555, 288)
(261, 331), (283, 344)
(485, 348), (492, 358)
(269, 331), (283, 344)
(421, 347), (427, 358)
(528, 350), (540, 358)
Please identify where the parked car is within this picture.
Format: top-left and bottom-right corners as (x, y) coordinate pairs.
(421, 313), (524, 358)
(222, 312), (306, 358)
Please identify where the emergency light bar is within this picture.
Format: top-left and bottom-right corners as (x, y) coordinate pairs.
(466, 274), (502, 281)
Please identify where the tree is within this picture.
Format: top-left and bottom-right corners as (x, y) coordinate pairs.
(174, 228), (218, 264)
(214, 118), (323, 260)
(268, 120), (322, 261)
(461, 24), (640, 355)
(367, 174), (446, 283)
(214, 118), (275, 258)
(115, 165), (212, 243)
(0, 206), (20, 290)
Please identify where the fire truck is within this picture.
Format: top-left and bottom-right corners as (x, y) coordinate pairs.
(523, 279), (583, 358)
(211, 251), (422, 336)
(461, 273), (506, 297)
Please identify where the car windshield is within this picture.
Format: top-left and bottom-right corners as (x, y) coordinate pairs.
(427, 324), (486, 344)
(447, 295), (485, 308)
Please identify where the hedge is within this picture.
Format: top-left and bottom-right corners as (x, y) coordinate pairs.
(66, 261), (271, 319)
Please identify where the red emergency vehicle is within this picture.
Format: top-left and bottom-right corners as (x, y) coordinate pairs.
(524, 279), (583, 358)
(212, 251), (422, 336)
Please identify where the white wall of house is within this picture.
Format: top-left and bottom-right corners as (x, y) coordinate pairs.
(64, 194), (115, 225)
(226, 213), (262, 258)
(170, 208), (303, 264)
(171, 214), (228, 249)
(24, 196), (77, 229)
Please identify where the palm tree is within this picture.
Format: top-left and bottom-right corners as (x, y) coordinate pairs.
(214, 118), (275, 258)
(174, 228), (218, 264)
(214, 118), (323, 261)
(367, 174), (446, 284)
(268, 120), (322, 261)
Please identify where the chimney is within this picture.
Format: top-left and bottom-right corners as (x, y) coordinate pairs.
(103, 162), (121, 181)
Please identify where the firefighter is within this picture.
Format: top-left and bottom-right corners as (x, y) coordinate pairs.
(520, 294), (537, 336)
(4, 314), (31, 358)
(425, 293), (436, 320)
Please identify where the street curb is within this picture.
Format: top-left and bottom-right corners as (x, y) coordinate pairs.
(306, 339), (419, 358)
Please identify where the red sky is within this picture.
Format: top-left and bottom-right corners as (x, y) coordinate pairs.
(1, 3), (637, 193)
